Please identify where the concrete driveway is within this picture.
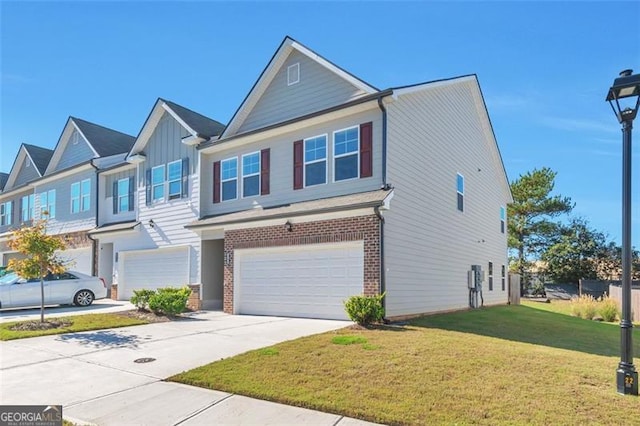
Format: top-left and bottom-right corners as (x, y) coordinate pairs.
(0, 299), (134, 323)
(0, 311), (378, 425)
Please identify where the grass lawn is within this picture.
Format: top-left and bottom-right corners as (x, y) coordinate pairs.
(0, 312), (150, 340)
(170, 304), (640, 425)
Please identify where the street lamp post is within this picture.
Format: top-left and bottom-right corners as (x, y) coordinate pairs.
(607, 69), (640, 396)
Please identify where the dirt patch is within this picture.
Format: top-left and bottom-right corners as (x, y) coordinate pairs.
(10, 319), (73, 331)
(114, 310), (175, 323)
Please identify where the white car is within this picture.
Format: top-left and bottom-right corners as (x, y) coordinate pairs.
(0, 271), (107, 309)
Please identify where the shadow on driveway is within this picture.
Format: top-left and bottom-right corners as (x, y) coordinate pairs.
(57, 329), (152, 349)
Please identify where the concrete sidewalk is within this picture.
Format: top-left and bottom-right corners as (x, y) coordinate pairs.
(0, 311), (381, 425)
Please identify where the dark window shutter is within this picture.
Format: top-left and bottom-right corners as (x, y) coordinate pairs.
(128, 177), (135, 211)
(145, 169), (151, 206)
(261, 148), (270, 195)
(360, 122), (373, 178)
(213, 161), (221, 203)
(293, 140), (303, 190)
(113, 181), (118, 214)
(182, 157), (189, 198)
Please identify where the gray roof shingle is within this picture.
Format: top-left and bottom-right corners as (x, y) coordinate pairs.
(23, 144), (54, 175)
(72, 117), (136, 157)
(0, 172), (8, 190)
(161, 99), (225, 138)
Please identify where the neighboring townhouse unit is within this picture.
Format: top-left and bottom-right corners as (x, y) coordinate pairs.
(90, 98), (224, 305)
(0, 117), (136, 276)
(185, 37), (513, 320)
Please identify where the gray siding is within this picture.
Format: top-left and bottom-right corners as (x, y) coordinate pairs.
(13, 158), (40, 187)
(237, 50), (367, 134)
(383, 81), (511, 318)
(201, 108), (382, 217)
(54, 130), (96, 171)
(0, 188), (32, 234)
(105, 169), (136, 197)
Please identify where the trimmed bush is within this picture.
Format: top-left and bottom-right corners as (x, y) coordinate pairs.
(598, 296), (620, 322)
(148, 287), (191, 316)
(130, 289), (155, 311)
(344, 293), (385, 326)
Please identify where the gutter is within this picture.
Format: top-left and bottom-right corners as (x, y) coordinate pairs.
(377, 97), (388, 188)
(374, 205), (387, 318)
(87, 160), (100, 276)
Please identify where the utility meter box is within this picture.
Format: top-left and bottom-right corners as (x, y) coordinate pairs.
(468, 265), (484, 289)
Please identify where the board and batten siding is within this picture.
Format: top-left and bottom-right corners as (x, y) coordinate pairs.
(201, 108), (382, 217)
(13, 158), (40, 188)
(36, 169), (97, 235)
(237, 50), (368, 135)
(53, 130), (96, 172)
(100, 167), (137, 225)
(383, 81), (511, 318)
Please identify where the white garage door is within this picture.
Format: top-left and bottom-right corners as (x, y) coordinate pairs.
(235, 241), (364, 320)
(58, 247), (93, 276)
(118, 246), (189, 300)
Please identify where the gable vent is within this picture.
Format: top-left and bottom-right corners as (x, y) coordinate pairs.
(287, 63), (300, 86)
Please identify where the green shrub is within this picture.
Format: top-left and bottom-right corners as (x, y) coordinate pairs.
(570, 294), (601, 320)
(598, 296), (620, 322)
(130, 289), (155, 311)
(148, 287), (191, 316)
(343, 293), (385, 326)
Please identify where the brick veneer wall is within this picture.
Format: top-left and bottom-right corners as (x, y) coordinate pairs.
(223, 214), (381, 314)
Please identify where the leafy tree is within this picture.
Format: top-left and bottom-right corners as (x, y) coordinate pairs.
(508, 168), (573, 293)
(541, 217), (607, 284)
(7, 220), (68, 322)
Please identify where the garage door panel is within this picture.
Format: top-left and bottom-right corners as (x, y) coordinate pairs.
(119, 247), (188, 300)
(235, 242), (364, 320)
(58, 247), (93, 276)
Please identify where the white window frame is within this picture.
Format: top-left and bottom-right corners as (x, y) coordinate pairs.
(457, 173), (464, 212)
(332, 126), (360, 183)
(71, 182), (80, 213)
(21, 194), (34, 221)
(117, 178), (130, 213)
(41, 189), (55, 218)
(241, 152), (261, 198)
(500, 206), (506, 233)
(287, 62), (300, 86)
(0, 201), (12, 226)
(304, 134), (328, 188)
(151, 165), (165, 203)
(80, 179), (91, 212)
(221, 157), (238, 202)
(167, 160), (182, 200)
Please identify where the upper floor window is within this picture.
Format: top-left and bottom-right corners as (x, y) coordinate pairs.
(500, 206), (506, 233)
(21, 194), (35, 222)
(221, 157), (238, 201)
(168, 160), (183, 200)
(334, 126), (359, 182)
(40, 189), (56, 218)
(152, 165), (165, 203)
(456, 173), (464, 212)
(304, 135), (327, 187)
(242, 152), (260, 198)
(71, 179), (91, 213)
(0, 201), (12, 226)
(114, 178), (133, 213)
(287, 62), (300, 86)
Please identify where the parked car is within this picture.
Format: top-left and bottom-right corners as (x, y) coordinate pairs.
(0, 271), (107, 309)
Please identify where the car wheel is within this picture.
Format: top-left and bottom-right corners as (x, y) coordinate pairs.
(74, 290), (95, 306)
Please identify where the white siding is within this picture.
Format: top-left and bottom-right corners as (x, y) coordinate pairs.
(53, 130), (96, 171)
(201, 108), (382, 217)
(384, 80), (511, 318)
(237, 50), (367, 134)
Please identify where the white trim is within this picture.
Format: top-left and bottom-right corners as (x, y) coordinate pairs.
(457, 173), (465, 195)
(167, 159), (182, 200)
(151, 164), (166, 203)
(80, 178), (91, 212)
(241, 151), (261, 199)
(181, 135), (205, 146)
(287, 62), (300, 86)
(162, 102), (198, 137)
(71, 121), (100, 157)
(220, 157), (238, 202)
(126, 153), (146, 164)
(303, 133), (328, 188)
(391, 75), (477, 99)
(332, 125), (360, 183)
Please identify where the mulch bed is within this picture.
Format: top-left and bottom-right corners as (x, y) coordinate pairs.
(114, 309), (177, 323)
(9, 319), (73, 331)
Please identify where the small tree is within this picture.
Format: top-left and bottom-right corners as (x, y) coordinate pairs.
(7, 219), (67, 323)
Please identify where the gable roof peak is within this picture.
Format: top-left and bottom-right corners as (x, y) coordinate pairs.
(69, 117), (136, 157)
(22, 143), (54, 176)
(159, 98), (225, 138)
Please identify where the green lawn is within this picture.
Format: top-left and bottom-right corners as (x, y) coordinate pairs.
(0, 312), (149, 340)
(170, 304), (640, 425)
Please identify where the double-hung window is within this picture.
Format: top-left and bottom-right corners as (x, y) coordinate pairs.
(500, 206), (506, 233)
(456, 173), (464, 212)
(304, 135), (327, 187)
(333, 127), (359, 181)
(40, 189), (56, 218)
(221, 158), (238, 201)
(0, 201), (12, 226)
(152, 165), (165, 203)
(167, 160), (182, 200)
(117, 178), (130, 212)
(21, 194), (35, 221)
(71, 180), (90, 213)
(242, 152), (260, 198)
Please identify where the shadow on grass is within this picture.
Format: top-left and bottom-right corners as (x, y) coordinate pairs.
(410, 304), (640, 358)
(57, 329), (151, 349)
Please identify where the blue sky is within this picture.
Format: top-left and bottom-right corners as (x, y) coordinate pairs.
(1, 1), (639, 244)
